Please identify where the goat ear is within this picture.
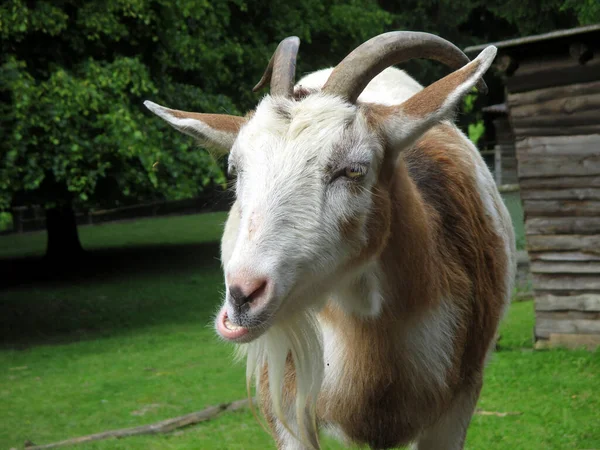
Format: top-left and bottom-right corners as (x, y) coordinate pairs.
(381, 45), (497, 151)
(144, 101), (245, 153)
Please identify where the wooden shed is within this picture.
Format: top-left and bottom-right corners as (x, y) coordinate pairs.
(465, 24), (600, 350)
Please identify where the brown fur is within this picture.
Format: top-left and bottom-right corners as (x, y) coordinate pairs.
(338, 215), (361, 243)
(406, 124), (508, 381)
(402, 61), (480, 117)
(261, 122), (509, 449)
(169, 109), (246, 133)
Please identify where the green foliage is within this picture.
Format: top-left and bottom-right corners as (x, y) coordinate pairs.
(0, 0), (595, 212)
(468, 121), (486, 145)
(0, 0), (240, 211)
(561, 0), (600, 25)
(462, 92), (485, 145)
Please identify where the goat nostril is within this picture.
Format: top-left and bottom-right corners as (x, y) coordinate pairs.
(250, 280), (267, 300)
(228, 279), (268, 308)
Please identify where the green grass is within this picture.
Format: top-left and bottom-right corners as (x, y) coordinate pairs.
(1, 213), (598, 450)
(501, 191), (526, 250)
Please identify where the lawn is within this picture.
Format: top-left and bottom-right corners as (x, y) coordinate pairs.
(1, 212), (598, 450)
(501, 191), (525, 250)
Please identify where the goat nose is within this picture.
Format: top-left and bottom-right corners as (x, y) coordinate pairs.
(228, 278), (268, 308)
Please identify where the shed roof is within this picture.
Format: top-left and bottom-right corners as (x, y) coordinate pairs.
(482, 103), (508, 115)
(464, 24), (600, 54)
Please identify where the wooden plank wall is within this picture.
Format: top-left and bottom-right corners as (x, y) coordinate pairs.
(507, 72), (600, 350)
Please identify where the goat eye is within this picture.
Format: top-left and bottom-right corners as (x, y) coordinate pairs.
(345, 165), (367, 179)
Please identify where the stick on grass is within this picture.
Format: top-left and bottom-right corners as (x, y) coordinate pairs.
(25, 399), (252, 450)
(475, 409), (522, 417)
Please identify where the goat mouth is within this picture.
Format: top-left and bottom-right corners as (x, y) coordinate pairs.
(216, 307), (251, 342)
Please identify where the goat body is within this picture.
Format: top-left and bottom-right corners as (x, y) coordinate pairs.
(146, 32), (516, 450)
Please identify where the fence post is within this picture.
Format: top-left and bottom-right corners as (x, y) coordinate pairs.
(494, 145), (503, 185)
(13, 207), (24, 233)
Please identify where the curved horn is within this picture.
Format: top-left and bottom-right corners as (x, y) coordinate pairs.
(322, 31), (488, 103)
(253, 36), (301, 98)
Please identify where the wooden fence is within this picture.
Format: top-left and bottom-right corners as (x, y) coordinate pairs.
(5, 190), (234, 235)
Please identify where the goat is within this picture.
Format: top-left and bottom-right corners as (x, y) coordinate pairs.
(145, 31), (516, 450)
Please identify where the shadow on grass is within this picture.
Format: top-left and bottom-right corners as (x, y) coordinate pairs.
(0, 242), (223, 349)
(0, 242), (222, 289)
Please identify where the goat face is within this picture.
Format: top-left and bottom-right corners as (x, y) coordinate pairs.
(144, 32), (497, 344)
(219, 93), (391, 342)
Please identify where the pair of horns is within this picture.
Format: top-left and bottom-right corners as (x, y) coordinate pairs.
(254, 31), (487, 103)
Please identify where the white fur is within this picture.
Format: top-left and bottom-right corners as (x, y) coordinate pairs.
(225, 94), (382, 311)
(329, 263), (384, 317)
(242, 309), (324, 450)
(277, 422), (313, 450)
(297, 66), (423, 105)
(404, 299), (461, 388)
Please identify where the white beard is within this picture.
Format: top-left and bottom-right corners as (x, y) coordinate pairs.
(237, 307), (324, 449)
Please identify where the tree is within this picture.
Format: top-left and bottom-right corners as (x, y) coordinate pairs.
(1, 0), (595, 260)
(0, 1), (238, 259)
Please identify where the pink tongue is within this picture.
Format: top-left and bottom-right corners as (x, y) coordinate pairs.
(216, 306), (249, 341)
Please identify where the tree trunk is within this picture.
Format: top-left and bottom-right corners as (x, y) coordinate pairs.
(45, 203), (84, 260)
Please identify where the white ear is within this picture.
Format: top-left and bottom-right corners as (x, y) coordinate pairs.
(144, 100), (246, 153)
(383, 45), (497, 149)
